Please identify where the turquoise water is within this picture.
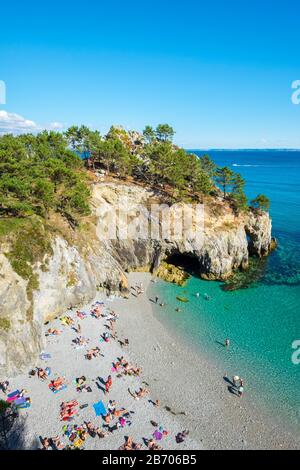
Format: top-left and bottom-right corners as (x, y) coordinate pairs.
(151, 150), (300, 430)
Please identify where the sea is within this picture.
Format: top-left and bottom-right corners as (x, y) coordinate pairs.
(149, 150), (300, 432)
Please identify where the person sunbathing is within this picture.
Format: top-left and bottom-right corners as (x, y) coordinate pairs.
(60, 402), (78, 421)
(96, 427), (109, 439)
(113, 407), (129, 418)
(175, 430), (189, 443)
(85, 421), (96, 437)
(85, 346), (101, 360)
(119, 436), (142, 451)
(91, 306), (102, 318)
(132, 387), (149, 399)
(41, 437), (50, 450)
(147, 439), (162, 451)
(0, 380), (10, 394)
(37, 368), (48, 380)
(51, 435), (64, 449)
(50, 377), (66, 390)
(102, 332), (110, 342)
(47, 328), (61, 336)
(73, 336), (89, 347)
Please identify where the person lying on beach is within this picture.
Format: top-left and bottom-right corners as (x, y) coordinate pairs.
(0, 380), (10, 394)
(124, 364), (142, 377)
(91, 306), (102, 318)
(73, 336), (89, 347)
(76, 311), (87, 320)
(117, 416), (132, 429)
(147, 438), (162, 451)
(105, 320), (116, 338)
(75, 376), (91, 392)
(60, 400), (78, 421)
(37, 368), (48, 380)
(74, 323), (81, 334)
(46, 328), (62, 336)
(110, 404), (130, 419)
(50, 435), (64, 450)
(118, 436), (142, 451)
(49, 376), (66, 391)
(41, 437), (51, 450)
(60, 315), (74, 326)
(85, 421), (97, 437)
(175, 430), (189, 443)
(96, 427), (109, 439)
(85, 346), (102, 360)
(106, 310), (119, 320)
(129, 386), (149, 400)
(101, 332), (110, 342)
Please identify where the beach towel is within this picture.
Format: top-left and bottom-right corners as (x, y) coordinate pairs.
(17, 401), (31, 409)
(7, 390), (20, 399)
(14, 397), (26, 406)
(153, 430), (163, 441)
(40, 353), (51, 360)
(77, 312), (86, 319)
(93, 400), (106, 416)
(73, 438), (84, 448)
(50, 384), (67, 394)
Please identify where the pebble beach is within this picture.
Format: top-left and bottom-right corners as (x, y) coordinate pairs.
(2, 273), (299, 450)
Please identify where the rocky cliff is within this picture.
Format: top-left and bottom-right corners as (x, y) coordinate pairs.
(0, 181), (273, 376)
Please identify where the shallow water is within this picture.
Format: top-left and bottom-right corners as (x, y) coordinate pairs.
(150, 150), (300, 431)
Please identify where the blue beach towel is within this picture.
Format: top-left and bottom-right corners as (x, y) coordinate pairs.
(7, 390), (20, 398)
(93, 400), (106, 416)
(51, 384), (67, 394)
(17, 401), (31, 409)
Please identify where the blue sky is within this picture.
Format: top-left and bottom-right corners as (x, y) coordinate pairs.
(1, 0), (300, 148)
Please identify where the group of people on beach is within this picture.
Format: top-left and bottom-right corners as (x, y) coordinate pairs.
(0, 288), (192, 451)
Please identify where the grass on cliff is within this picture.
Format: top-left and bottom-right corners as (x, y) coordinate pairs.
(0, 216), (53, 321)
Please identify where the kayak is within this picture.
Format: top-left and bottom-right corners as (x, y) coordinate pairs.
(176, 296), (189, 303)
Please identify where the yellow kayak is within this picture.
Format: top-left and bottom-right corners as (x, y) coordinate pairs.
(176, 296), (189, 303)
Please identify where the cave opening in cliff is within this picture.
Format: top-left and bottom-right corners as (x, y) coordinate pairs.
(164, 253), (202, 276)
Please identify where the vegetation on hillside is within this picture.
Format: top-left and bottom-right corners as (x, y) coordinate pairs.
(0, 131), (90, 222)
(63, 123), (269, 210)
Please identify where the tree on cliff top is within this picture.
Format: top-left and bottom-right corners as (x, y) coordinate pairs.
(155, 124), (175, 142)
(215, 166), (236, 198)
(250, 194), (270, 211)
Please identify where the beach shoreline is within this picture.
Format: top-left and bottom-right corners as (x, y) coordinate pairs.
(2, 272), (299, 450)
(114, 272), (300, 450)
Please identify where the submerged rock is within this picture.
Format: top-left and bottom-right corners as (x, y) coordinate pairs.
(154, 262), (190, 286)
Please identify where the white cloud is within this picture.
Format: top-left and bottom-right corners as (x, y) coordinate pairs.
(0, 111), (67, 135)
(48, 121), (65, 130)
(0, 110), (38, 134)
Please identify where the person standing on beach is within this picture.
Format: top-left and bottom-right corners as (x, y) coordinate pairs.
(155, 296), (159, 304)
(225, 338), (230, 349)
(105, 375), (112, 394)
(238, 384), (244, 398)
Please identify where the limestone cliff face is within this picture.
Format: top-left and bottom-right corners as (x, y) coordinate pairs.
(92, 183), (272, 280)
(0, 182), (273, 376)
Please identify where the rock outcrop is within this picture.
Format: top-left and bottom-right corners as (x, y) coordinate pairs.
(0, 181), (273, 376)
